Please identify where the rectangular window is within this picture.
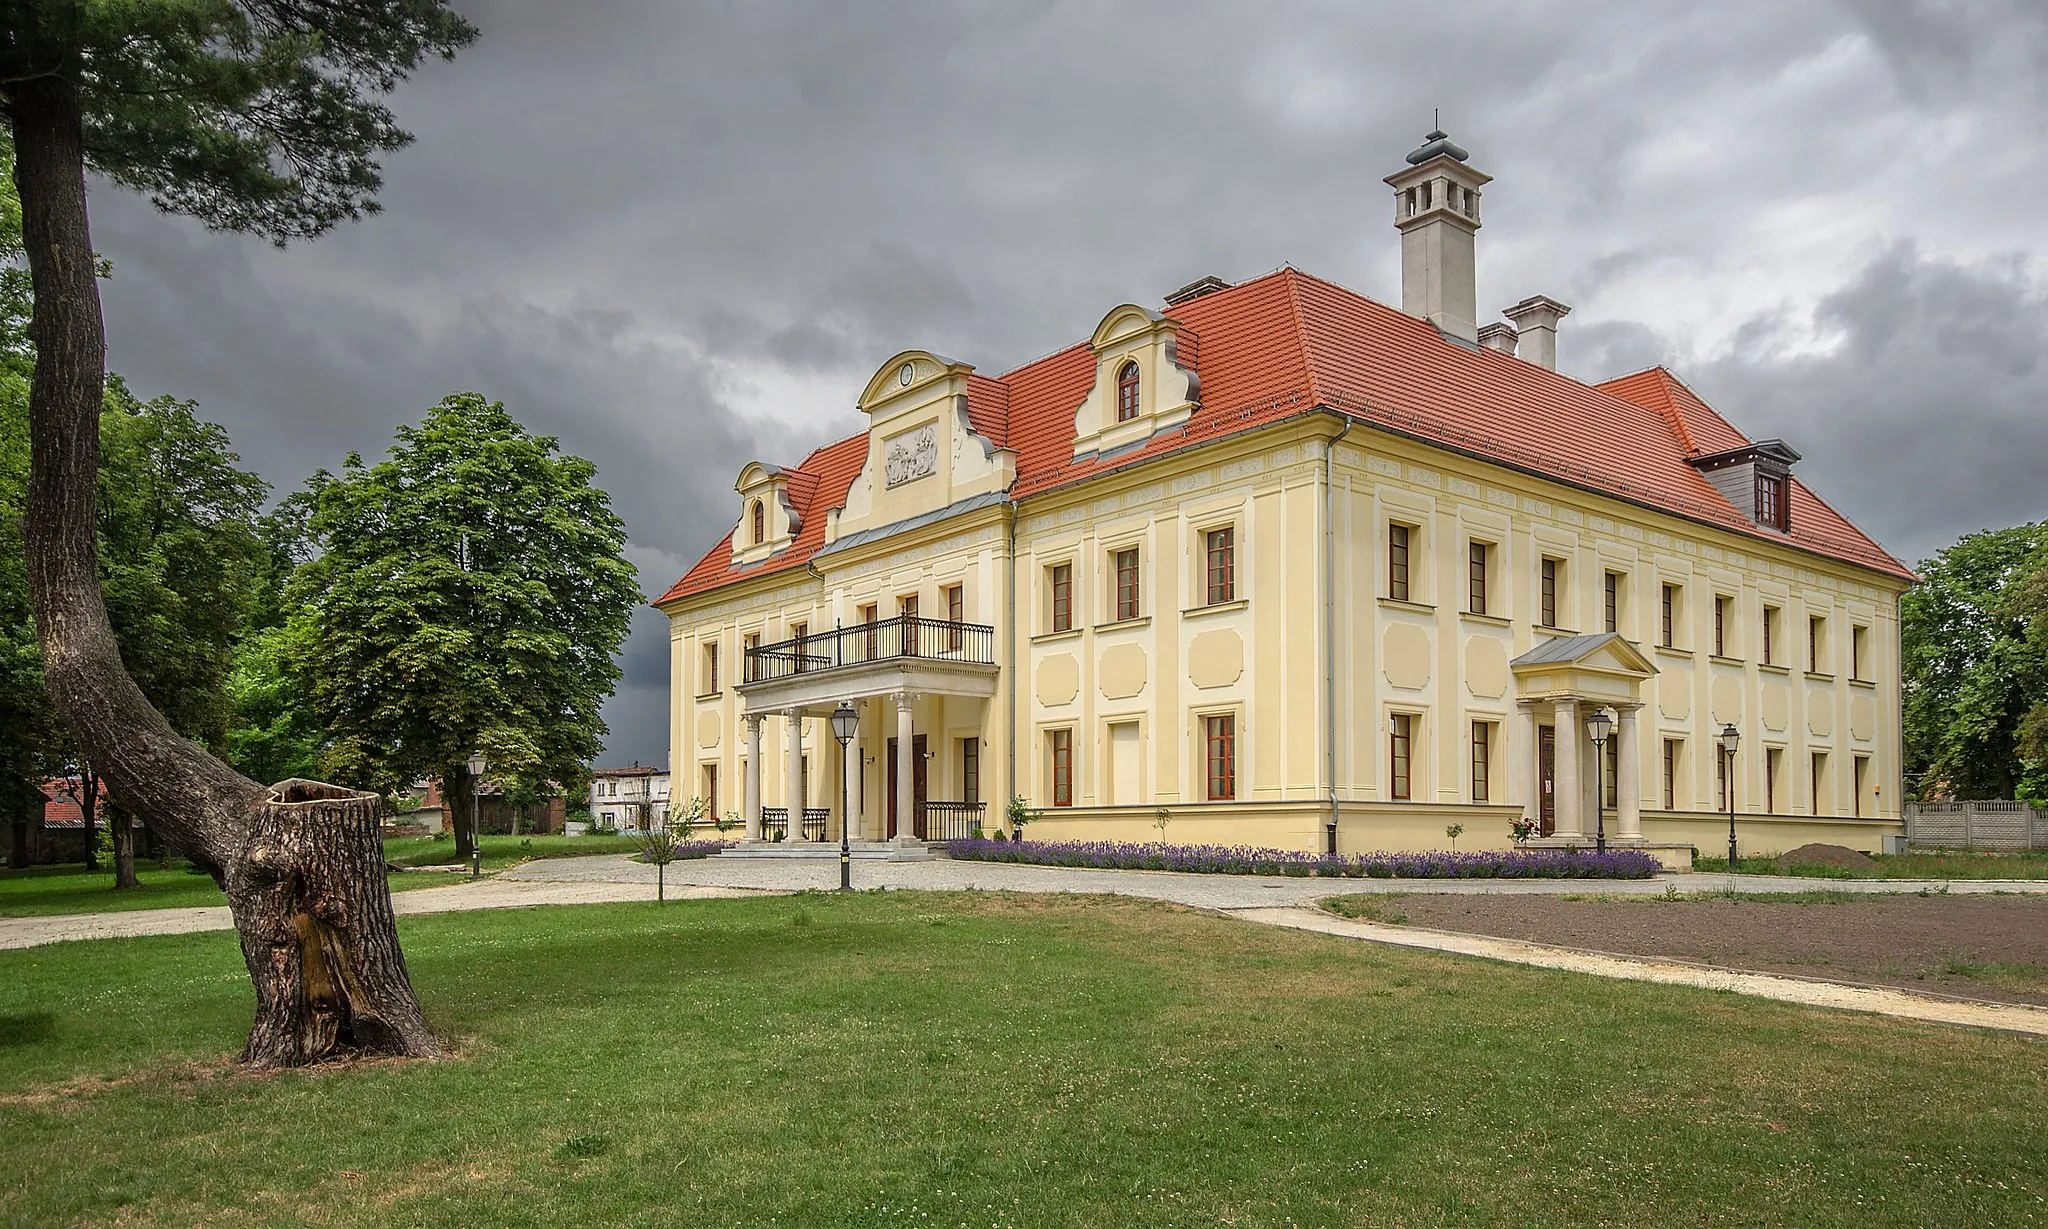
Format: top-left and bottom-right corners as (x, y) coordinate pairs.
(1811, 751), (1828, 815)
(1468, 542), (1489, 616)
(1756, 470), (1788, 530)
(1604, 571), (1621, 634)
(1661, 584), (1678, 648)
(742, 632), (760, 682)
(1602, 738), (1618, 810)
(701, 642), (719, 695)
(1853, 756), (1870, 818)
(1390, 713), (1413, 801)
(1713, 595), (1730, 657)
(1808, 615), (1824, 673)
(1471, 721), (1492, 802)
(1205, 714), (1237, 801)
(1204, 528), (1236, 605)
(1663, 739), (1679, 810)
(1114, 548), (1140, 622)
(1050, 729), (1073, 807)
(1388, 523), (1411, 602)
(1762, 605), (1777, 666)
(1850, 625), (1868, 681)
(860, 603), (879, 660)
(1717, 747), (1730, 812)
(1540, 558), (1559, 628)
(961, 738), (980, 806)
(944, 584), (964, 650)
(1049, 563), (1072, 632)
(703, 764), (718, 821)
(1766, 748), (1782, 813)
(789, 621), (808, 672)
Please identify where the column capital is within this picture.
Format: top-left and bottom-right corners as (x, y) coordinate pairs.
(892, 691), (920, 707)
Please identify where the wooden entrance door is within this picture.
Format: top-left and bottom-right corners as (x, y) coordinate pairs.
(886, 735), (928, 837)
(1539, 726), (1557, 836)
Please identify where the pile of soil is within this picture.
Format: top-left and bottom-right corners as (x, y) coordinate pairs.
(1340, 893), (2048, 1006)
(1777, 843), (1878, 871)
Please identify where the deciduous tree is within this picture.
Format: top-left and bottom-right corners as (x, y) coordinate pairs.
(1902, 523), (2048, 802)
(2, 0), (475, 1065)
(283, 394), (639, 857)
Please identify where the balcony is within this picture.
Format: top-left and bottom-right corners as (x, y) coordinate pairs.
(737, 615), (1000, 713)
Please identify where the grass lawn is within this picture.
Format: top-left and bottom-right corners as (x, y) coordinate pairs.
(3, 894), (2046, 1226)
(382, 832), (648, 871)
(1, 860), (457, 919)
(1696, 850), (2048, 879)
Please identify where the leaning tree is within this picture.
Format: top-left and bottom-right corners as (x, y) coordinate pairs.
(2, 0), (475, 1066)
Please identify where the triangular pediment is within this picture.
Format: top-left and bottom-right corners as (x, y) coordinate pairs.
(1511, 632), (1657, 679)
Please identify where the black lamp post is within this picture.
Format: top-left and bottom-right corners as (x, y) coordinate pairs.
(1586, 709), (1612, 855)
(830, 702), (859, 892)
(465, 749), (486, 880)
(1720, 723), (1741, 871)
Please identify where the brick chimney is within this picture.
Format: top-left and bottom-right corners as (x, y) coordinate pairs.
(1385, 127), (1490, 343)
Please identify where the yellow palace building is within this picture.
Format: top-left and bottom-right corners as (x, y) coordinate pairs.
(655, 129), (1912, 865)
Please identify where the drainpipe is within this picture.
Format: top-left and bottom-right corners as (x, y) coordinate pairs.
(1005, 499), (1019, 833)
(1324, 416), (1353, 855)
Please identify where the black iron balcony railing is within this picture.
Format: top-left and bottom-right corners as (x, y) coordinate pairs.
(743, 615), (996, 683)
(917, 800), (987, 842)
(760, 806), (830, 842)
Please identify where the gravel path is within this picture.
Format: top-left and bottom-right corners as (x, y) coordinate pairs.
(10, 854), (2048, 1035)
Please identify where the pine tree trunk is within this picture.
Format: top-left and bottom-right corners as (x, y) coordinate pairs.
(230, 781), (438, 1067)
(7, 75), (438, 1067)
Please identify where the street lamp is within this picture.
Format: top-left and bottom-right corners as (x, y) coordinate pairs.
(1585, 709), (1613, 855)
(465, 749), (487, 880)
(1719, 724), (1741, 871)
(830, 702), (859, 892)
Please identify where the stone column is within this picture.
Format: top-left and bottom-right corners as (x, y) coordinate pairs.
(784, 708), (806, 841)
(895, 692), (918, 845)
(1552, 698), (1581, 839)
(1516, 703), (1539, 830)
(743, 713), (763, 842)
(1616, 707), (1642, 839)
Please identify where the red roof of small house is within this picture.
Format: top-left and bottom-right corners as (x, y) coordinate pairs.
(658, 267), (1910, 606)
(39, 778), (111, 829)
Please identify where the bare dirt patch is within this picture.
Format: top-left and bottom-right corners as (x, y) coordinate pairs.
(1325, 893), (2048, 1006)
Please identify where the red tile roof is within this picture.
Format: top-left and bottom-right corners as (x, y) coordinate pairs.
(39, 778), (108, 828)
(658, 268), (1909, 606)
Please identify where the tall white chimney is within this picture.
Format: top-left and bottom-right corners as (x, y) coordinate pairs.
(1501, 295), (1572, 372)
(1384, 128), (1490, 343)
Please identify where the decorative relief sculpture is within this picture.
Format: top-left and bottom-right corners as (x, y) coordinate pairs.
(885, 423), (938, 487)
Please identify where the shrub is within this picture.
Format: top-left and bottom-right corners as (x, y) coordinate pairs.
(943, 838), (1659, 880)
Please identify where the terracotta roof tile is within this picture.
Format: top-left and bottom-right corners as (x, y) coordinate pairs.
(659, 267), (1909, 605)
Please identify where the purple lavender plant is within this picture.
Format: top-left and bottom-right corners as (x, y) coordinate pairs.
(943, 838), (1658, 879)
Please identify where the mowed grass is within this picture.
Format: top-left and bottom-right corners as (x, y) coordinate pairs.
(3, 894), (2046, 1227)
(382, 832), (648, 871)
(0, 854), (500, 919)
(1697, 850), (2048, 879)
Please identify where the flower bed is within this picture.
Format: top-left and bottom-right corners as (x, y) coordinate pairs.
(946, 838), (1659, 879)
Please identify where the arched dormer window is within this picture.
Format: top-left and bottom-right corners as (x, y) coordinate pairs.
(751, 499), (765, 545)
(1116, 361), (1141, 422)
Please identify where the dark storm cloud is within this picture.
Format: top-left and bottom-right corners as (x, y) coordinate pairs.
(83, 1), (2048, 765)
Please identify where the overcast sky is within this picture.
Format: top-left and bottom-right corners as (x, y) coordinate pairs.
(85, 0), (2048, 767)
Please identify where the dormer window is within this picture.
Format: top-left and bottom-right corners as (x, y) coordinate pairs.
(1756, 471), (1788, 531)
(1116, 361), (1141, 422)
(1686, 439), (1801, 534)
(751, 499), (766, 545)
(731, 461), (801, 565)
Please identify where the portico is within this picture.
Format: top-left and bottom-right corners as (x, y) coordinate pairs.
(733, 615), (999, 847)
(1510, 633), (1657, 848)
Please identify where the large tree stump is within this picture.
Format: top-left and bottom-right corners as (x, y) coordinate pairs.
(226, 780), (441, 1067)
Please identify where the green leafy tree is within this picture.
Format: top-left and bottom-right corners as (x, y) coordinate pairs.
(2, 0), (474, 1066)
(1902, 523), (2048, 802)
(283, 393), (639, 860)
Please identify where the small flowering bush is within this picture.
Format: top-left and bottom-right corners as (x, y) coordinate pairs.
(944, 838), (1659, 880)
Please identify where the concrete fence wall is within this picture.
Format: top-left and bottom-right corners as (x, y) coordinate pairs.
(1905, 801), (2048, 850)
